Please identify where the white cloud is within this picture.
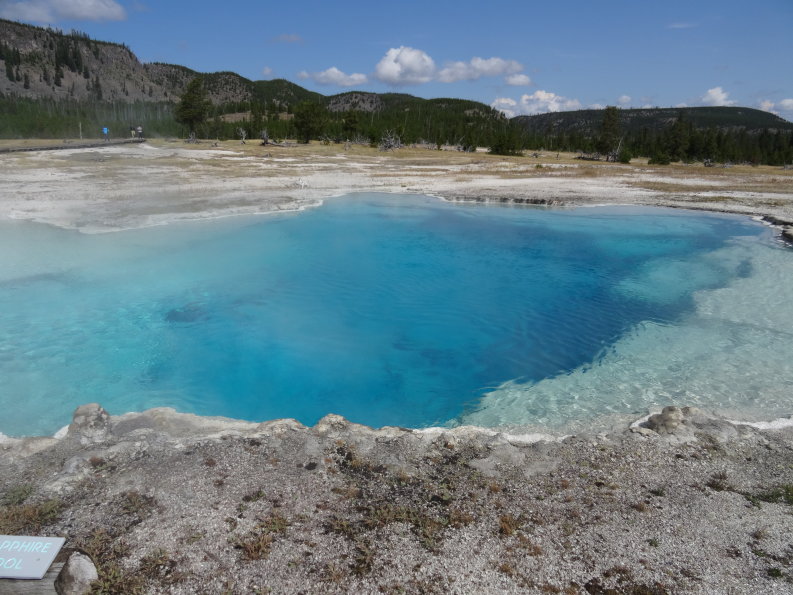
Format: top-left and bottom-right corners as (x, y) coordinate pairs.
(0, 0), (126, 22)
(492, 90), (582, 116)
(668, 22), (696, 29)
(701, 86), (735, 107)
(490, 97), (518, 118)
(617, 95), (631, 106)
(675, 102), (688, 108)
(374, 46), (436, 86)
(589, 103), (605, 110)
(505, 73), (531, 86)
(766, 99), (793, 116)
(518, 90), (582, 114)
(758, 100), (776, 113)
(437, 56), (522, 83)
(261, 66), (273, 77)
(302, 66), (368, 87)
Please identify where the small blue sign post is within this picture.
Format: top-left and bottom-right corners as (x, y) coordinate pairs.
(0, 535), (65, 580)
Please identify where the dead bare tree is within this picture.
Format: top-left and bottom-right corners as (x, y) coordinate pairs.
(379, 130), (401, 151)
(606, 135), (625, 162)
(259, 129), (286, 147)
(237, 127), (247, 144)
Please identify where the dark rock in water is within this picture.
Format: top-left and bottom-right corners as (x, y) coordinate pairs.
(164, 303), (206, 323)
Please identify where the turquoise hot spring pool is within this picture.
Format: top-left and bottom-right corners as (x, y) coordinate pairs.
(1, 193), (791, 437)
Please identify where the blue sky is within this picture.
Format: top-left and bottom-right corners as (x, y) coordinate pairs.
(1, 0), (792, 120)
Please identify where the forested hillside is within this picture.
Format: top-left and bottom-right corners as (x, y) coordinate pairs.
(1, 17), (791, 164)
(0, 18), (508, 145)
(515, 107), (793, 165)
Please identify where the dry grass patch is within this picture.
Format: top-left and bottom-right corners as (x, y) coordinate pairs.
(0, 498), (62, 534)
(630, 181), (730, 194)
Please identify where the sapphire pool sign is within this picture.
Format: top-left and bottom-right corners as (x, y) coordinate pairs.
(0, 535), (65, 579)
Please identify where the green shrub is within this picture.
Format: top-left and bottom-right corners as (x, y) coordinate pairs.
(648, 152), (671, 165)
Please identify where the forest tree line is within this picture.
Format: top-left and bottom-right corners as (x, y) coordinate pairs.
(1, 79), (792, 165)
(522, 110), (793, 166)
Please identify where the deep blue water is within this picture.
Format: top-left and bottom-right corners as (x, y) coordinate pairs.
(0, 193), (786, 436)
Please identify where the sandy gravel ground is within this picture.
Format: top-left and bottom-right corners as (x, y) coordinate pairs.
(1, 405), (792, 594)
(0, 139), (791, 233)
(1, 140), (792, 594)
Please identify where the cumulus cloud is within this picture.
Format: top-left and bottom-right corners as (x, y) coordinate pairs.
(300, 67), (368, 87)
(617, 95), (631, 106)
(505, 73), (531, 86)
(589, 103), (605, 110)
(763, 99), (793, 116)
(490, 97), (518, 118)
(371, 47), (528, 87)
(491, 90), (582, 116)
(437, 56), (522, 83)
(374, 46), (436, 86)
(758, 100), (776, 113)
(0, 0), (126, 22)
(701, 86), (735, 107)
(261, 66), (273, 77)
(518, 90), (582, 114)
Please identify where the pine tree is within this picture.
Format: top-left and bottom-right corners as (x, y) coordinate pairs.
(596, 106), (620, 156)
(293, 101), (328, 143)
(342, 111), (360, 140)
(666, 113), (690, 161)
(174, 77), (211, 136)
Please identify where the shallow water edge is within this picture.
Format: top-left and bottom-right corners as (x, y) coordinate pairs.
(2, 401), (793, 448)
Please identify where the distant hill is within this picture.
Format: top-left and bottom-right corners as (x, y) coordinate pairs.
(0, 18), (307, 107)
(511, 106), (793, 165)
(513, 107), (793, 137)
(0, 18), (508, 144)
(1, 16), (790, 165)
(0, 18), (500, 123)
